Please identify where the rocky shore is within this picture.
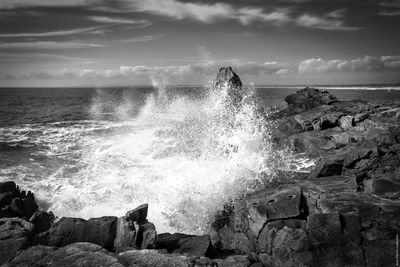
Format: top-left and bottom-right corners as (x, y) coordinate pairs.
(1, 69), (400, 266)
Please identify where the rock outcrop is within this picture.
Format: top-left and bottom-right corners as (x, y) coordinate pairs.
(214, 66), (244, 110)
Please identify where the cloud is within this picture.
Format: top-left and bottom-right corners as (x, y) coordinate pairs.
(298, 55), (400, 73)
(0, 27), (103, 38)
(88, 16), (152, 27)
(0, 41), (104, 49)
(7, 55), (400, 82)
(120, 35), (163, 43)
(296, 10), (362, 31)
(379, 10), (400, 15)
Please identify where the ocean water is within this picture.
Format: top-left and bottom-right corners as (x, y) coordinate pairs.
(1, 84), (399, 234)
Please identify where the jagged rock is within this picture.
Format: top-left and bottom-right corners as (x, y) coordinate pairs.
(157, 233), (211, 256)
(285, 87), (337, 115)
(126, 203), (148, 224)
(35, 216), (117, 250)
(0, 217), (35, 264)
(246, 186), (305, 237)
(214, 66), (244, 109)
(29, 210), (54, 234)
(354, 112), (369, 123)
(8, 242), (123, 267)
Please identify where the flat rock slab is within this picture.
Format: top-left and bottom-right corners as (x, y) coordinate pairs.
(36, 216), (117, 250)
(157, 233), (210, 256)
(126, 204), (148, 224)
(246, 186), (303, 237)
(307, 213), (343, 246)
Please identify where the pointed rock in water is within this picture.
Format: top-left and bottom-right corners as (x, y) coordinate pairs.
(214, 66), (244, 109)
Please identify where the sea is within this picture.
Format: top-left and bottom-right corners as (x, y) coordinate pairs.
(1, 84), (400, 234)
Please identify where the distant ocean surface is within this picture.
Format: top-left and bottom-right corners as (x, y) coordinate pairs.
(1, 85), (400, 233)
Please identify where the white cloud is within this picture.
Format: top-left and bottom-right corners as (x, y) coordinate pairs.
(296, 13), (361, 31)
(120, 35), (163, 43)
(88, 16), (151, 27)
(0, 27), (103, 38)
(298, 55), (400, 74)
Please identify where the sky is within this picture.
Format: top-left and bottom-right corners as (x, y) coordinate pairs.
(0, 0), (400, 87)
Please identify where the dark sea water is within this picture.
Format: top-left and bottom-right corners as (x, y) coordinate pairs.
(1, 85), (399, 233)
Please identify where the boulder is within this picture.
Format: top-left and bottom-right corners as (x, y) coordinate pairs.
(0, 217), (35, 264)
(157, 233), (211, 256)
(138, 221), (157, 249)
(35, 216), (117, 250)
(338, 115), (354, 130)
(285, 87), (337, 115)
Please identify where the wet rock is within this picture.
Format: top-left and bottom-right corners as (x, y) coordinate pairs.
(157, 233), (211, 256)
(246, 186), (305, 237)
(0, 217), (35, 264)
(36, 216), (117, 250)
(126, 203), (148, 224)
(285, 87), (337, 115)
(0, 181), (18, 194)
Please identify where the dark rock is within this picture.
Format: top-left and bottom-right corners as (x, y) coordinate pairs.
(363, 239), (396, 267)
(246, 186), (305, 237)
(0, 181), (18, 194)
(370, 175), (400, 199)
(309, 156), (343, 178)
(354, 112), (369, 123)
(214, 66), (244, 109)
(285, 87), (337, 115)
(29, 210), (54, 234)
(157, 233), (210, 256)
(6, 245), (56, 267)
(213, 255), (252, 267)
(0, 217), (35, 264)
(36, 216), (117, 250)
(126, 203), (148, 224)
(307, 213), (343, 246)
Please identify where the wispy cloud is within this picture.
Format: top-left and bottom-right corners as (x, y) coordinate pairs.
(0, 27), (103, 38)
(88, 16), (152, 27)
(296, 10), (362, 31)
(0, 41), (105, 49)
(120, 35), (163, 43)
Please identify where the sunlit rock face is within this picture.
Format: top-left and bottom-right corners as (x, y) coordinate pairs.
(214, 66), (244, 110)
